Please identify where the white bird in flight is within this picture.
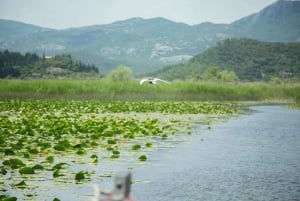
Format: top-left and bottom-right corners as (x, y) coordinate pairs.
(139, 77), (170, 85)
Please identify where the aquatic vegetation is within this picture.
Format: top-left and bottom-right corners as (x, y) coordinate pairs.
(0, 99), (238, 200)
(1, 79), (299, 101)
(138, 155), (148, 161)
(75, 171), (85, 181)
(132, 144), (142, 150)
(0, 196), (17, 201)
(13, 181), (27, 188)
(19, 167), (35, 174)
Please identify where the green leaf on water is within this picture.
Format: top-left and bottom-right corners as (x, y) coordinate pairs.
(112, 150), (120, 155)
(161, 134), (168, 139)
(4, 149), (15, 155)
(110, 154), (120, 159)
(138, 155), (147, 161)
(1, 167), (7, 175)
(32, 164), (44, 170)
(53, 169), (60, 178)
(3, 158), (25, 169)
(76, 148), (86, 155)
(106, 146), (114, 151)
(19, 167), (35, 174)
(73, 143), (82, 148)
(53, 198), (61, 201)
(145, 142), (152, 147)
(28, 148), (39, 154)
(14, 180), (27, 187)
(107, 139), (116, 144)
(1, 196), (17, 201)
(131, 144), (141, 150)
(54, 144), (65, 151)
(46, 155), (54, 163)
(52, 162), (68, 170)
(23, 152), (30, 158)
(90, 154), (98, 159)
(75, 171), (85, 181)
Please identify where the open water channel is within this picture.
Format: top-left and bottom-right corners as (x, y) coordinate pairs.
(131, 105), (300, 201)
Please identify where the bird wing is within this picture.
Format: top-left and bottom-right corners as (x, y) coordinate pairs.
(139, 78), (148, 85)
(153, 78), (170, 84)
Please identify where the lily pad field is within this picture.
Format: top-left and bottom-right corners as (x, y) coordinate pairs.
(0, 79), (299, 200)
(0, 99), (238, 200)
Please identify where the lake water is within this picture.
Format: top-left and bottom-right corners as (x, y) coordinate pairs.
(5, 105), (300, 201)
(131, 105), (300, 201)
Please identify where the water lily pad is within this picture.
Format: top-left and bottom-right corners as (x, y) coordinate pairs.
(107, 139), (116, 144)
(138, 155), (147, 161)
(53, 144), (66, 151)
(131, 144), (141, 150)
(3, 158), (25, 169)
(76, 148), (86, 155)
(161, 134), (168, 139)
(106, 146), (114, 151)
(112, 150), (120, 155)
(145, 142), (152, 147)
(75, 171), (85, 181)
(46, 155), (54, 163)
(32, 164), (44, 170)
(23, 152), (30, 158)
(52, 162), (68, 170)
(53, 169), (61, 178)
(1, 167), (7, 175)
(4, 149), (15, 155)
(19, 167), (35, 174)
(73, 143), (82, 148)
(1, 196), (17, 201)
(90, 154), (98, 159)
(14, 180), (27, 187)
(28, 148), (39, 154)
(110, 154), (120, 159)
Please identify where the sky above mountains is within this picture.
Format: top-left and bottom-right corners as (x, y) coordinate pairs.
(0, 0), (277, 29)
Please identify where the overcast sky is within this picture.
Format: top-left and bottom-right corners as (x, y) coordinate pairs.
(0, 0), (277, 29)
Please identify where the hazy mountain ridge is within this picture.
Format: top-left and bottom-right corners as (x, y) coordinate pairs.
(0, 0), (299, 74)
(230, 0), (300, 41)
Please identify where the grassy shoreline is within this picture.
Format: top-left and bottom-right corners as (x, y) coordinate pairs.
(0, 79), (299, 101)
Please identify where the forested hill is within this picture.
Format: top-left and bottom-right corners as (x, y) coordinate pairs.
(149, 39), (300, 81)
(1, 0), (299, 74)
(0, 50), (99, 78)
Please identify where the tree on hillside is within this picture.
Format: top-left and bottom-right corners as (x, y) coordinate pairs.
(107, 65), (132, 81)
(0, 50), (100, 78)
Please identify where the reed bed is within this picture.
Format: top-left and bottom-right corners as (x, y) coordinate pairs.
(0, 79), (299, 101)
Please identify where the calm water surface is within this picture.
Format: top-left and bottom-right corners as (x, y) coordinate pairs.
(132, 106), (300, 201)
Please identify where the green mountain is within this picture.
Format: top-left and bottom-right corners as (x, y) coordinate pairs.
(230, 0), (300, 42)
(0, 0), (299, 74)
(0, 19), (50, 40)
(149, 38), (300, 81)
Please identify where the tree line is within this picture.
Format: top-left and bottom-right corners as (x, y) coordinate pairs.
(0, 50), (99, 78)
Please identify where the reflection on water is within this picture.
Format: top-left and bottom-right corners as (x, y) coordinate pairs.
(132, 106), (300, 201)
